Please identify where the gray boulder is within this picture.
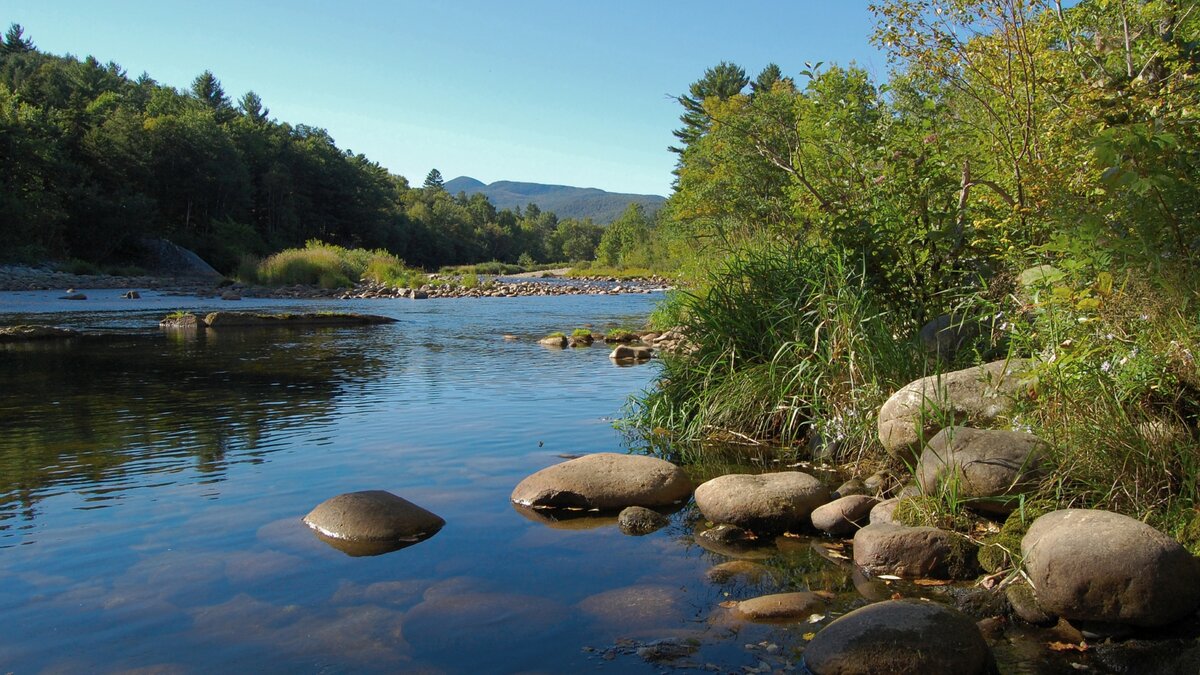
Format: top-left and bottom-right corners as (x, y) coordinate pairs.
(618, 506), (669, 535)
(538, 334), (568, 347)
(801, 599), (998, 674)
(610, 344), (653, 362)
(811, 495), (879, 535)
(915, 426), (1046, 515)
(853, 522), (977, 579)
(1021, 509), (1200, 627)
(511, 453), (691, 511)
(694, 472), (830, 534)
(131, 237), (222, 279)
(302, 490), (444, 552)
(878, 359), (1031, 465)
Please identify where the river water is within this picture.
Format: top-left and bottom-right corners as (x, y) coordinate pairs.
(1, 289), (1180, 673)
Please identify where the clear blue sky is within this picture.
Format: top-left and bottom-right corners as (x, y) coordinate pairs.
(3, 1), (885, 196)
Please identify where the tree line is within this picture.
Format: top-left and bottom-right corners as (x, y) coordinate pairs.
(0, 24), (614, 272)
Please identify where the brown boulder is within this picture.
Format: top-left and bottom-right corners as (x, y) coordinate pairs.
(734, 592), (825, 622)
(811, 495), (879, 535)
(853, 522), (977, 579)
(694, 472), (830, 534)
(510, 453), (691, 511)
(915, 426), (1046, 515)
(302, 490), (444, 549)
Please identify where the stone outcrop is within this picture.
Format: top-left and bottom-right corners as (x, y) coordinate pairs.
(878, 359), (1032, 464)
(915, 426), (1046, 515)
(511, 453), (692, 511)
(693, 472), (830, 534)
(801, 599), (998, 675)
(1021, 509), (1200, 627)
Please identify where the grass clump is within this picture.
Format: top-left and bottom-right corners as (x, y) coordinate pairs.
(571, 328), (593, 338)
(247, 240), (424, 289)
(627, 242), (921, 462)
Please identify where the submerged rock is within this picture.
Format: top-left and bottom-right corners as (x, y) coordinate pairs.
(302, 490), (444, 556)
(915, 426), (1046, 515)
(878, 359), (1031, 464)
(0, 324), (82, 342)
(705, 560), (773, 584)
(1021, 509), (1200, 627)
(852, 522), (978, 579)
(617, 506), (669, 535)
(801, 599), (998, 674)
(510, 453), (691, 511)
(204, 311), (397, 328)
(733, 592), (825, 622)
(811, 495), (879, 536)
(694, 472), (830, 534)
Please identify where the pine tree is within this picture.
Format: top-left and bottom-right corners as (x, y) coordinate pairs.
(670, 61), (748, 156)
(2, 23), (34, 54)
(424, 168), (445, 191)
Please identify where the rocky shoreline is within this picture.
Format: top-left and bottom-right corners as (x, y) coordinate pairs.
(0, 264), (672, 300)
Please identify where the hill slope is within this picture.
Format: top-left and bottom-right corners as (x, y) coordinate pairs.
(445, 177), (666, 224)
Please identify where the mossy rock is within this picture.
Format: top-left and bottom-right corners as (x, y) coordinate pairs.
(892, 496), (975, 533)
(977, 500), (1056, 573)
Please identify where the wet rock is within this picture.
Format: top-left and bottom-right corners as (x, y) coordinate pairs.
(220, 290), (242, 301)
(122, 290), (141, 299)
(610, 344), (653, 362)
(705, 560), (773, 584)
(695, 524), (772, 560)
(0, 324), (82, 342)
(408, 289), (428, 300)
(538, 334), (568, 348)
(832, 478), (867, 499)
(577, 584), (684, 631)
(158, 313), (203, 330)
(734, 592), (825, 622)
(511, 504), (618, 530)
(636, 638), (698, 662)
(617, 506), (669, 535)
(59, 293), (87, 300)
(801, 599), (998, 675)
(510, 453), (692, 511)
(852, 522), (978, 579)
(302, 490), (444, 555)
(915, 426), (1046, 515)
(878, 359), (1032, 464)
(568, 333), (594, 347)
(1021, 509), (1200, 627)
(811, 495), (879, 536)
(869, 498), (900, 525)
(204, 311), (397, 328)
(693, 472), (830, 534)
(1005, 581), (1055, 625)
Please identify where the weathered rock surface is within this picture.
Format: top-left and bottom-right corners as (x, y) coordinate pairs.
(695, 524), (772, 559)
(853, 522), (977, 579)
(618, 506), (669, 535)
(538, 334), (568, 347)
(158, 313), (203, 330)
(1021, 509), (1200, 627)
(915, 426), (1046, 515)
(878, 359), (1031, 464)
(832, 478), (867, 499)
(734, 592), (825, 622)
(0, 324), (82, 342)
(869, 498), (900, 525)
(610, 344), (653, 361)
(302, 490), (445, 545)
(705, 560), (773, 584)
(801, 599), (998, 675)
(694, 472), (830, 534)
(510, 453), (691, 511)
(204, 311), (397, 328)
(811, 495), (879, 536)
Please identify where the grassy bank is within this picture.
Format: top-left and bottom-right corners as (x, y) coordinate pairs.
(238, 241), (428, 289)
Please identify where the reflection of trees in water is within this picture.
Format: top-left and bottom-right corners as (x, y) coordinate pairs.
(0, 329), (392, 521)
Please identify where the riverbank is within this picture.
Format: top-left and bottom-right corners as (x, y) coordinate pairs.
(0, 264), (673, 300)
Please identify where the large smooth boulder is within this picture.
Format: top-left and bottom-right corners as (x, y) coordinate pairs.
(302, 490), (444, 555)
(734, 592), (825, 622)
(694, 472), (830, 534)
(853, 522), (977, 579)
(1021, 509), (1200, 627)
(878, 359), (1031, 464)
(510, 453), (691, 511)
(801, 599), (998, 675)
(915, 426), (1046, 515)
(811, 495), (879, 535)
(610, 344), (653, 362)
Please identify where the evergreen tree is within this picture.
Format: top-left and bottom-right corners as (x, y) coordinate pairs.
(670, 61), (748, 156)
(238, 91), (269, 124)
(2, 23), (34, 54)
(190, 70), (234, 122)
(424, 168), (445, 191)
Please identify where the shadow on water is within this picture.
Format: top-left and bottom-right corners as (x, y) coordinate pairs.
(0, 328), (390, 524)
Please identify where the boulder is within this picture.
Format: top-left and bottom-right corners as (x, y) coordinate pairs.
(302, 490), (444, 554)
(801, 599), (998, 675)
(0, 325), (82, 342)
(122, 290), (141, 299)
(832, 478), (867, 499)
(618, 506), (669, 535)
(610, 344), (653, 361)
(695, 523), (772, 559)
(59, 293), (87, 300)
(811, 495), (879, 536)
(130, 237), (222, 279)
(734, 592), (825, 622)
(878, 359), (1031, 465)
(1021, 509), (1200, 627)
(510, 453), (691, 511)
(203, 312), (397, 328)
(158, 313), (203, 330)
(694, 472), (830, 534)
(853, 522), (977, 579)
(869, 498), (900, 525)
(915, 426), (1046, 515)
(538, 334), (568, 348)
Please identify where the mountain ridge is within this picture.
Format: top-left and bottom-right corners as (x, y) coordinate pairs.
(445, 176), (666, 224)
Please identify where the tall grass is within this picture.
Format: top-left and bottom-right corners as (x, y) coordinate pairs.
(629, 243), (922, 462)
(243, 240), (424, 289)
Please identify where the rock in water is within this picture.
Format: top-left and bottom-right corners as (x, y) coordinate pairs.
(302, 490), (444, 556)
(734, 592), (825, 622)
(618, 506), (669, 535)
(878, 359), (1031, 465)
(801, 599), (998, 674)
(609, 344), (653, 361)
(915, 426), (1046, 515)
(0, 325), (82, 342)
(693, 472), (829, 534)
(853, 522), (977, 579)
(811, 495), (879, 535)
(1021, 509), (1200, 627)
(510, 453), (691, 510)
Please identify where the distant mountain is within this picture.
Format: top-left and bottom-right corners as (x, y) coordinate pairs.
(444, 177), (666, 224)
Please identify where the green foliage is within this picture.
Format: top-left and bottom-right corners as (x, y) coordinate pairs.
(571, 328), (592, 338)
(254, 241), (421, 289)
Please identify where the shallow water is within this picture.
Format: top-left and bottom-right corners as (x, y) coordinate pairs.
(0, 291), (1187, 673)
